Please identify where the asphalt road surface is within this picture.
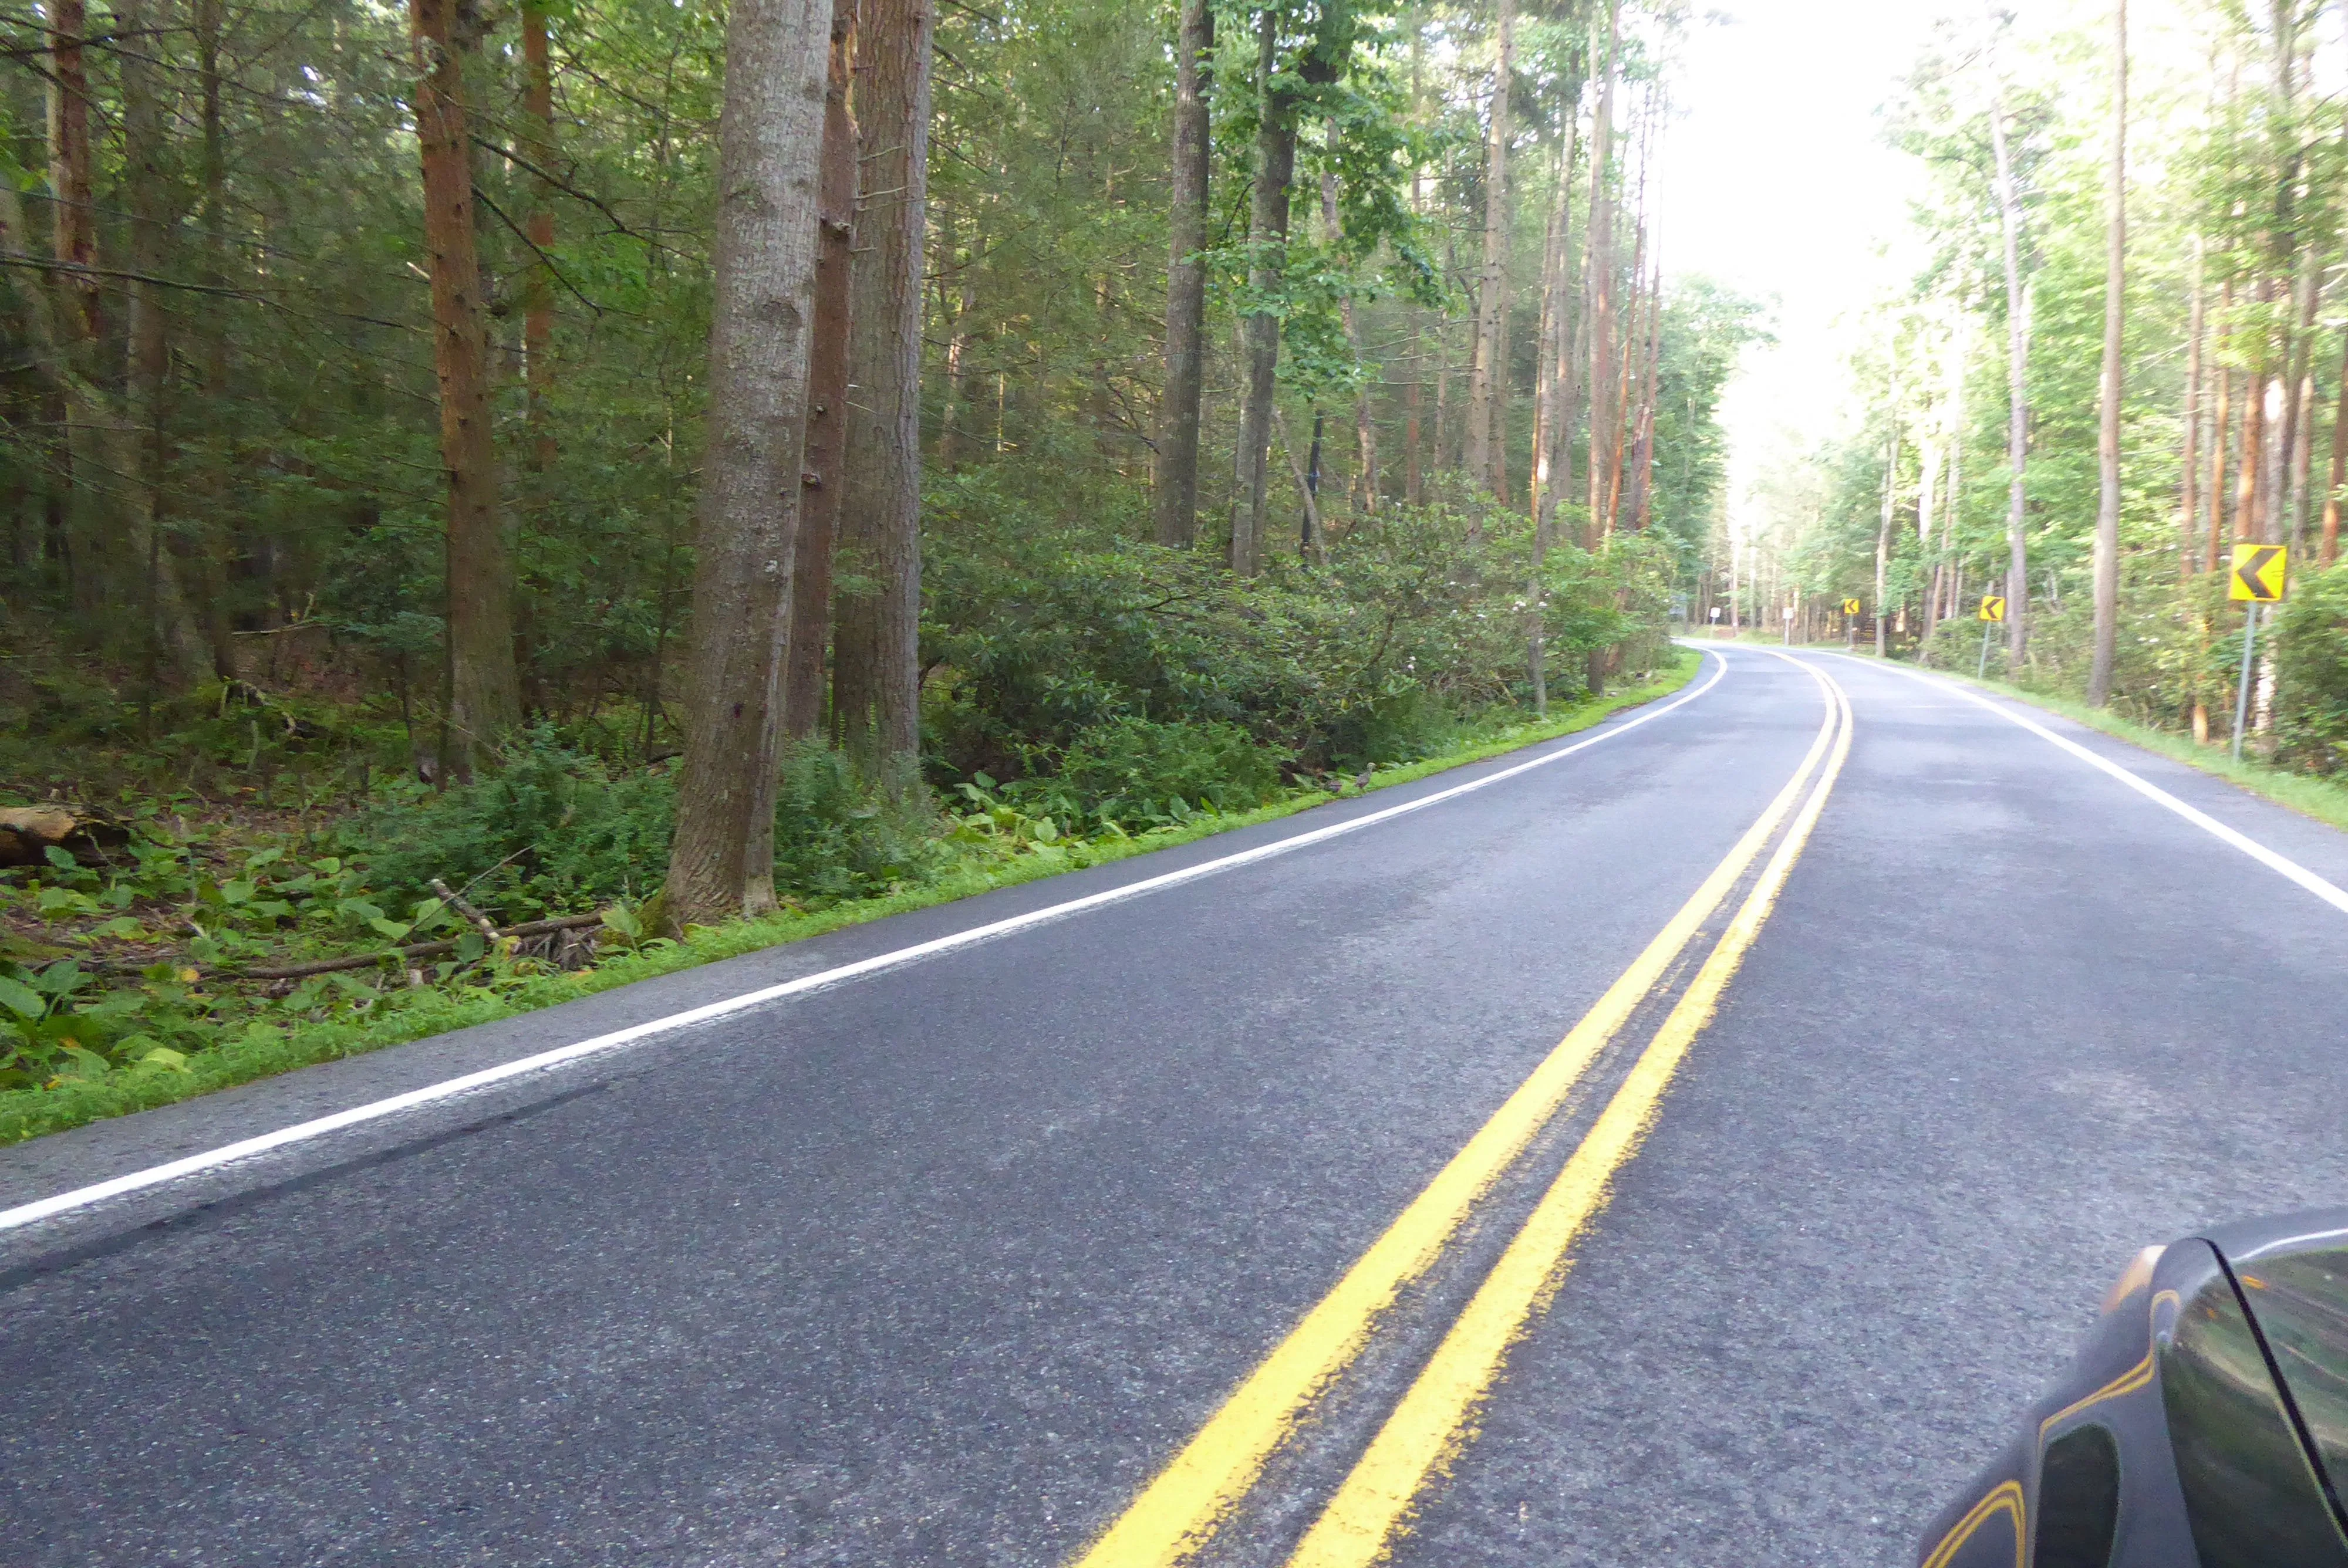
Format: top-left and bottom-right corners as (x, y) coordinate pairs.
(9, 645), (2348, 1567)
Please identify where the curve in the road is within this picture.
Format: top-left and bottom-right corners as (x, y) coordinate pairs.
(1072, 651), (1850, 1568)
(1283, 656), (1856, 1568)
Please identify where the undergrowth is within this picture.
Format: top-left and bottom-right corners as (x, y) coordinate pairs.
(0, 652), (1698, 1145)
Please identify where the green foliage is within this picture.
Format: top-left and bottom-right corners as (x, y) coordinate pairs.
(2275, 565), (2348, 775)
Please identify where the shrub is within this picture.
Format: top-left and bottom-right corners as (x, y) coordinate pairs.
(355, 731), (940, 915)
(1021, 717), (1290, 830)
(2275, 562), (2348, 775)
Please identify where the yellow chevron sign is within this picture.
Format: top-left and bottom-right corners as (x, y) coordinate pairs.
(1843, 598), (1861, 616)
(2230, 543), (2288, 603)
(1978, 596), (2006, 623)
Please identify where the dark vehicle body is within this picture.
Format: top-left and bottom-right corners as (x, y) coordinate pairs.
(1923, 1208), (2348, 1568)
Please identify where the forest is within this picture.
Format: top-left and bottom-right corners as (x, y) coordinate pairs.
(1738, 0), (2348, 773)
(0, 0), (1755, 1117)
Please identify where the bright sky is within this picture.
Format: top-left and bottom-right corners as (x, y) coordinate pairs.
(1651, 0), (1945, 541)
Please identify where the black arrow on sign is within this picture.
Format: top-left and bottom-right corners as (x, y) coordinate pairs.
(2236, 545), (2282, 600)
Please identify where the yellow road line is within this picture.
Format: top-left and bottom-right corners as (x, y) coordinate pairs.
(1071, 655), (1840, 1568)
(1284, 660), (1855, 1568)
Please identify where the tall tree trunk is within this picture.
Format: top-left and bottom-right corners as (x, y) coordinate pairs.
(1464, 0), (1513, 496)
(1583, 0), (1620, 550)
(45, 0), (102, 623)
(193, 0), (238, 678)
(833, 0), (935, 775)
(1155, 0), (1212, 546)
(45, 0), (97, 345)
(660, 0), (831, 930)
(521, 0), (557, 472)
(411, 0), (520, 776)
(783, 0), (858, 740)
(1875, 379), (1898, 659)
(1533, 112), (1578, 548)
(2233, 303), (2267, 548)
(1318, 147), (1378, 516)
(2180, 232), (2203, 585)
(118, 0), (212, 691)
(1991, 92), (2030, 669)
(2323, 325), (2347, 567)
(1232, 10), (1296, 577)
(2278, 242), (2319, 549)
(2087, 0), (2124, 708)
(2206, 291), (2231, 572)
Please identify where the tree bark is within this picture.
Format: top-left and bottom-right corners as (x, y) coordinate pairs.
(1465, 0), (1513, 496)
(2087, 0), (2124, 708)
(1583, 0), (1620, 550)
(659, 0), (831, 930)
(1318, 138), (1378, 518)
(45, 0), (103, 624)
(1990, 92), (2030, 669)
(832, 0), (934, 776)
(411, 0), (520, 776)
(783, 0), (858, 739)
(2180, 232), (2203, 584)
(2206, 290), (2231, 572)
(1155, 0), (1212, 547)
(2324, 325), (2347, 567)
(44, 0), (98, 346)
(1875, 382), (1898, 659)
(118, 0), (213, 691)
(1233, 11), (1295, 578)
(521, 0), (557, 472)
(1533, 111), (1578, 550)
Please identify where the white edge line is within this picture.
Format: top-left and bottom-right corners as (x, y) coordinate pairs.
(1, 651), (1738, 1235)
(1817, 651), (2348, 918)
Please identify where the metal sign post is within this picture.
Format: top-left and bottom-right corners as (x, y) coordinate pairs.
(2227, 543), (2289, 763)
(1782, 604), (1794, 647)
(1843, 598), (1860, 649)
(2231, 603), (2260, 765)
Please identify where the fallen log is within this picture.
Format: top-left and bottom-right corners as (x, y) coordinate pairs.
(0, 806), (131, 868)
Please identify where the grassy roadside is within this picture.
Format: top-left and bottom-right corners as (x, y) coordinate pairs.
(1824, 647), (2348, 836)
(0, 651), (1702, 1149)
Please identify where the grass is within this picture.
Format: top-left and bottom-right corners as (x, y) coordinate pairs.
(0, 651), (1702, 1148)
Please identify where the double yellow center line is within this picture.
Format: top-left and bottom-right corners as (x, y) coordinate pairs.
(1072, 653), (1856, 1568)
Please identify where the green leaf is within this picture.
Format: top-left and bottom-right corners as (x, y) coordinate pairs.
(131, 1045), (192, 1073)
(0, 976), (45, 1019)
(369, 917), (413, 941)
(220, 878), (258, 905)
(43, 846), (78, 871)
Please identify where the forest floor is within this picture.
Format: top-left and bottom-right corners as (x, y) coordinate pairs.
(0, 653), (1702, 1147)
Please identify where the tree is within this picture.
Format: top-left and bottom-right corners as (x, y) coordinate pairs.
(1990, 89), (2031, 670)
(2087, 0), (2125, 707)
(1233, 9), (1297, 579)
(660, 0), (832, 930)
(411, 0), (520, 776)
(832, 0), (935, 777)
(784, 0), (861, 740)
(1155, 0), (1213, 548)
(1465, 0), (1513, 498)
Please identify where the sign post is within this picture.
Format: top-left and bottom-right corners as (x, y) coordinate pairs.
(1843, 598), (1861, 650)
(1976, 594), (2006, 679)
(2228, 543), (2289, 763)
(1782, 604), (1795, 647)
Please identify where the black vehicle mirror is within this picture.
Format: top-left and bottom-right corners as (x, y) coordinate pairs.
(1921, 1208), (2348, 1568)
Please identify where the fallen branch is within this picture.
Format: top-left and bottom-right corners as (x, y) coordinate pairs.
(212, 912), (606, 982)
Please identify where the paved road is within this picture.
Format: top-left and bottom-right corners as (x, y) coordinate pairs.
(7, 646), (2348, 1567)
